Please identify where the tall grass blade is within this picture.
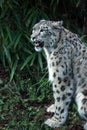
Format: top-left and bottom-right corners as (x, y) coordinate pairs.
(0, 0), (4, 8)
(10, 59), (18, 81)
(30, 53), (36, 66)
(14, 33), (22, 49)
(6, 26), (12, 43)
(21, 55), (34, 70)
(0, 25), (4, 38)
(3, 45), (11, 64)
(38, 53), (43, 69)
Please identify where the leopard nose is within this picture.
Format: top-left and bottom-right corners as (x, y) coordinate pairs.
(31, 36), (35, 41)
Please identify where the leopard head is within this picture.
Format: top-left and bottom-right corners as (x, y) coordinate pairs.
(31, 20), (63, 52)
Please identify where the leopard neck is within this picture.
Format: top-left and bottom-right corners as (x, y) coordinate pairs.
(43, 28), (66, 60)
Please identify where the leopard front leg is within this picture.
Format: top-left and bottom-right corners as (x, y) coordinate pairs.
(45, 77), (74, 128)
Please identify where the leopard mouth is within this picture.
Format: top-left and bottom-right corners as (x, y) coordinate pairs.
(34, 41), (44, 51)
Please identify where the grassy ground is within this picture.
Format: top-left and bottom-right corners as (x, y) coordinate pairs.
(0, 70), (84, 130)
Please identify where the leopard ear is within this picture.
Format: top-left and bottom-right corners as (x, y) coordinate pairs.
(40, 19), (46, 22)
(52, 20), (63, 27)
(58, 20), (63, 26)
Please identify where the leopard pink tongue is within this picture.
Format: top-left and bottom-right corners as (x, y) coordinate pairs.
(35, 42), (40, 46)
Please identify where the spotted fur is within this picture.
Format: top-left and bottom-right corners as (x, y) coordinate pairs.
(31, 20), (87, 129)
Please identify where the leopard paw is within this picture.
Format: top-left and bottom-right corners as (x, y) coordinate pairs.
(44, 116), (62, 128)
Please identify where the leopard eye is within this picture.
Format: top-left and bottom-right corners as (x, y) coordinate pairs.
(40, 26), (48, 32)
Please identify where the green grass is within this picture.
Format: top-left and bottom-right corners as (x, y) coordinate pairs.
(0, 75), (83, 130)
(0, 72), (52, 130)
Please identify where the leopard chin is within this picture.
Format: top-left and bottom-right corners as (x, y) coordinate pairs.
(35, 46), (42, 52)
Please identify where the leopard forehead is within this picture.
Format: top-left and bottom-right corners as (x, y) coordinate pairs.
(32, 20), (63, 30)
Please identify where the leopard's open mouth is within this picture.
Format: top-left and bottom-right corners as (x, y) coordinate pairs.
(34, 41), (44, 51)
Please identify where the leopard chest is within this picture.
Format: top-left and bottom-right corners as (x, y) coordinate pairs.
(44, 48), (59, 82)
(48, 59), (55, 82)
